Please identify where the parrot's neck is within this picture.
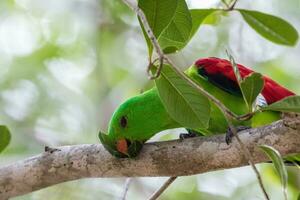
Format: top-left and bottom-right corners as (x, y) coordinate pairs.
(139, 88), (181, 138)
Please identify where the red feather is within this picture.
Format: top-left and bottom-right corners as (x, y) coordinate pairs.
(195, 57), (295, 104)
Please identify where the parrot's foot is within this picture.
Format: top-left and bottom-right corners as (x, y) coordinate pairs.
(225, 126), (251, 145)
(179, 129), (199, 140)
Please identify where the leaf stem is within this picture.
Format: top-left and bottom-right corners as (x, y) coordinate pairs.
(229, 0), (238, 10)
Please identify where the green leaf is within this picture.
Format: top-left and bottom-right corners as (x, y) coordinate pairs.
(259, 145), (288, 200)
(157, 0), (192, 53)
(154, 64), (210, 129)
(138, 0), (192, 54)
(240, 73), (264, 111)
(0, 125), (11, 153)
(189, 9), (216, 39)
(262, 96), (300, 113)
(239, 9), (299, 46)
(138, 0), (178, 38)
(202, 10), (223, 25)
(138, 0), (179, 56)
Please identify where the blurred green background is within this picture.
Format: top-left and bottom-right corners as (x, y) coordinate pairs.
(0, 0), (300, 199)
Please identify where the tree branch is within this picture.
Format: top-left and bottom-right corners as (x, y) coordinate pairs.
(1, 118), (300, 199)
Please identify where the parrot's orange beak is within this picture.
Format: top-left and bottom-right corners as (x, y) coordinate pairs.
(99, 131), (144, 158)
(116, 139), (128, 155)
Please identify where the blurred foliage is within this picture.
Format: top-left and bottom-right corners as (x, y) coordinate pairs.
(0, 0), (299, 199)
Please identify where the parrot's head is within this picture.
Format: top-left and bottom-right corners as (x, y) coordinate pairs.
(99, 89), (179, 158)
(99, 89), (173, 158)
(98, 98), (145, 158)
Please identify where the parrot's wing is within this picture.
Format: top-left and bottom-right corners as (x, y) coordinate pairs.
(195, 57), (295, 105)
(197, 66), (243, 97)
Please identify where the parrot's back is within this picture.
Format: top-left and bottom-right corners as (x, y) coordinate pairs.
(185, 57), (295, 134)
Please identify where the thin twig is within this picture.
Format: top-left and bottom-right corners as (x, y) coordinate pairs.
(120, 178), (132, 200)
(148, 177), (177, 200)
(228, 0), (238, 10)
(147, 56), (164, 80)
(237, 112), (255, 121)
(223, 0), (238, 11)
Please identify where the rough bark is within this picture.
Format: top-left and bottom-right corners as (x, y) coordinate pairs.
(1, 117), (300, 199)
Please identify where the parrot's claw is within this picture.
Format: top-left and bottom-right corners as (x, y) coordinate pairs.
(225, 126), (251, 145)
(179, 132), (197, 140)
(179, 129), (198, 140)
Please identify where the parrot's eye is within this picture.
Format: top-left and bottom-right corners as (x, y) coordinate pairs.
(120, 116), (127, 128)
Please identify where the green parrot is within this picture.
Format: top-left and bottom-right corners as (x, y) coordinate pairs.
(99, 57), (296, 158)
